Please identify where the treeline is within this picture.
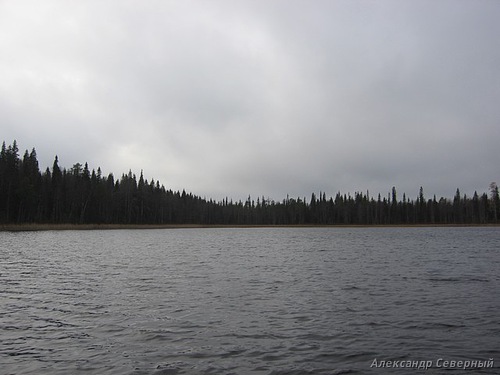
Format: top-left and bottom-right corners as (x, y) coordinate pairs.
(1, 140), (499, 225)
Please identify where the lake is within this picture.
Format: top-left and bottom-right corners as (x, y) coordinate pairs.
(1, 227), (499, 374)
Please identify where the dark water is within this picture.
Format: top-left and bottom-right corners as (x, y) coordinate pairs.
(1, 227), (499, 374)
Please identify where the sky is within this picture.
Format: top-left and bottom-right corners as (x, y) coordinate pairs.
(1, 0), (499, 202)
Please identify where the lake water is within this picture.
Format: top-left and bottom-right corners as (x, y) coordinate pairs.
(1, 227), (499, 374)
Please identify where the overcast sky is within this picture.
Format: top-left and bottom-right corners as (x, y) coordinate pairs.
(1, 0), (499, 201)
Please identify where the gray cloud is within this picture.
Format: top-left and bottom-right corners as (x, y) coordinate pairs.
(1, 0), (499, 201)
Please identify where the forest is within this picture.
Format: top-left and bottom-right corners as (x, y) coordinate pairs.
(0, 140), (499, 226)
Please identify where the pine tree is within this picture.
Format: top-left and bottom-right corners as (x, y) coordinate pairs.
(490, 182), (499, 223)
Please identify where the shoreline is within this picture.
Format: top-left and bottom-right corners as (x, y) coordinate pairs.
(0, 223), (499, 232)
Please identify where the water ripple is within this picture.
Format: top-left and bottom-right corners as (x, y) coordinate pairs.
(1, 227), (499, 374)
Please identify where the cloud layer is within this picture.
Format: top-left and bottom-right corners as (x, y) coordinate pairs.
(1, 0), (499, 201)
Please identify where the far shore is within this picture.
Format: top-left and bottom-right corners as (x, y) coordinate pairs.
(0, 223), (499, 232)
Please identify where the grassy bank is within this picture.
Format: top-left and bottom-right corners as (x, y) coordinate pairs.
(0, 223), (215, 231)
(1, 223), (498, 231)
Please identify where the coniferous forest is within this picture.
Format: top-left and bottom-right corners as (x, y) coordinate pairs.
(1, 140), (499, 226)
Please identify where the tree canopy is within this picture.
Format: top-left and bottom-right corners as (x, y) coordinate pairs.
(0, 140), (498, 225)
